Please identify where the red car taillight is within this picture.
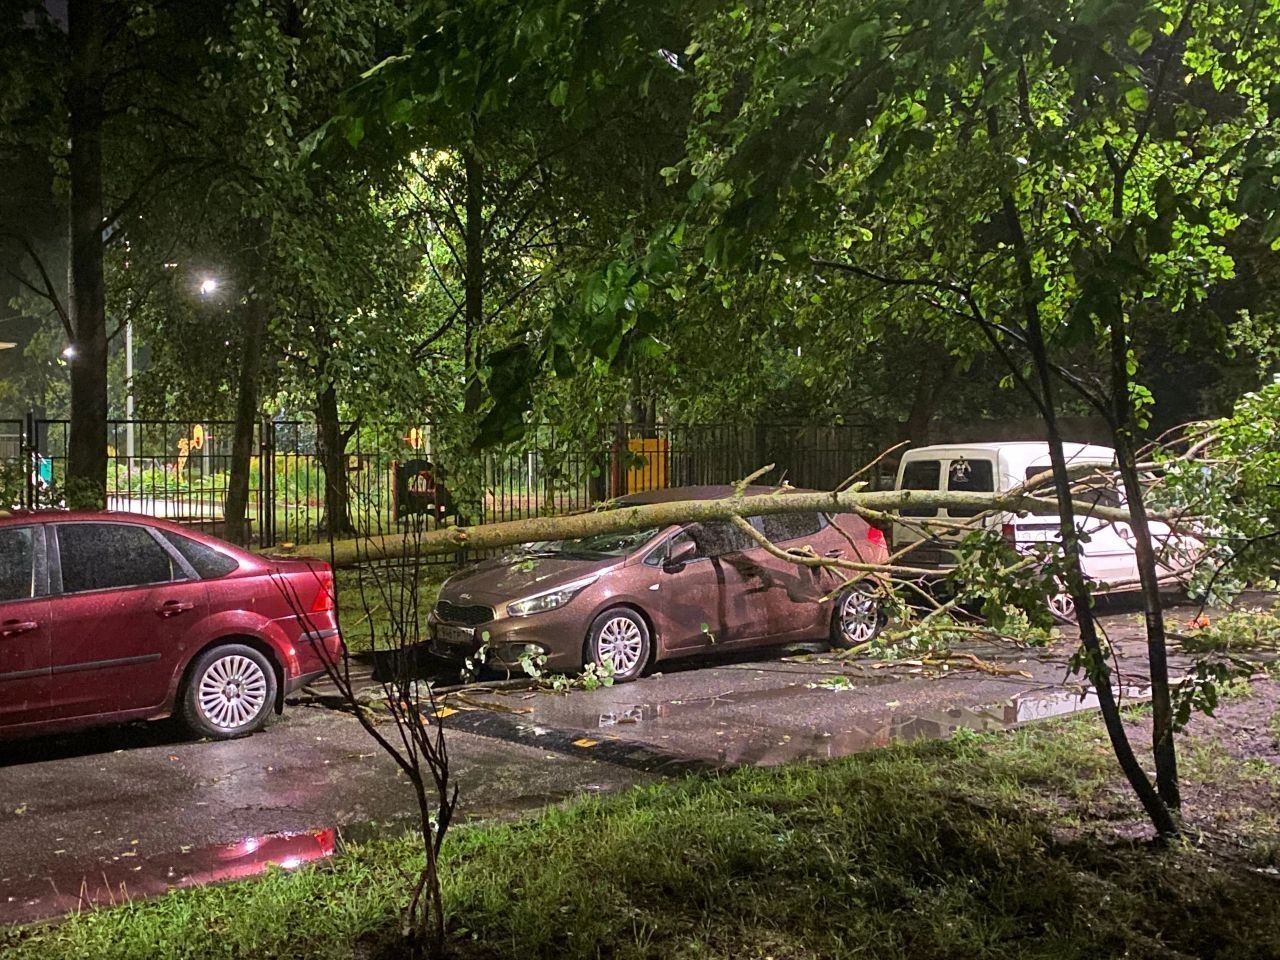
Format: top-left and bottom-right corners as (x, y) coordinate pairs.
(1001, 523), (1017, 545)
(866, 526), (886, 549)
(309, 571), (336, 614)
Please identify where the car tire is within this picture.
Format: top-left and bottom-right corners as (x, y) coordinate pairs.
(831, 583), (886, 649)
(182, 644), (278, 740)
(586, 608), (651, 683)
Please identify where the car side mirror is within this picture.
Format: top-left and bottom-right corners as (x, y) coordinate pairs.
(663, 540), (698, 572)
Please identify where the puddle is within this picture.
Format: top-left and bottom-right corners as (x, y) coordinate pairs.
(1, 828), (337, 926)
(583, 682), (1154, 767)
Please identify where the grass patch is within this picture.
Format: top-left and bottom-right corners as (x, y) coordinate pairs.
(4, 714), (1279, 960)
(334, 566), (451, 653)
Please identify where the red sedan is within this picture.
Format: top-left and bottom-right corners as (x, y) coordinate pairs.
(0, 512), (342, 741)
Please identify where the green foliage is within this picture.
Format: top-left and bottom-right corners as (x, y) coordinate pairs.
(1171, 655), (1255, 731)
(1156, 385), (1280, 603)
(517, 648), (616, 692)
(1180, 605), (1280, 655)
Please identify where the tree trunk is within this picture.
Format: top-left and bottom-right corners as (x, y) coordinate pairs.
(65, 0), (108, 508)
(1109, 312), (1181, 810)
(900, 354), (958, 448)
(982, 108), (1178, 835)
(316, 381), (356, 538)
(224, 294), (269, 546)
(463, 146), (484, 371)
(278, 483), (1136, 567)
(1024, 322), (1177, 837)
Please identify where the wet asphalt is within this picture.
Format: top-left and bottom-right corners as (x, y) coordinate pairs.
(0, 598), (1202, 924)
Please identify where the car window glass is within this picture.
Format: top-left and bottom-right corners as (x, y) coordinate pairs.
(760, 512), (824, 543)
(0, 527), (35, 602)
(899, 460), (941, 517)
(1023, 468), (1122, 511)
(526, 528), (658, 560)
(57, 524), (178, 593)
(945, 458), (995, 517)
(160, 531), (240, 579)
(1075, 482), (1123, 513)
(685, 521), (755, 559)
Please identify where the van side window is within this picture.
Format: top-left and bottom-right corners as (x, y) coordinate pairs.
(946, 458), (994, 517)
(900, 460), (941, 517)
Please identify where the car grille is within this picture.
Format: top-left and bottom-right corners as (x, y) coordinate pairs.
(435, 600), (495, 626)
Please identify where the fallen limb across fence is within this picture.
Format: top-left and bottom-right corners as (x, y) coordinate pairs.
(264, 485), (1146, 569)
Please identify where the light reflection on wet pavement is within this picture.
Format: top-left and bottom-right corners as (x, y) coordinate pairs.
(449, 667), (1155, 769)
(2, 829), (338, 925)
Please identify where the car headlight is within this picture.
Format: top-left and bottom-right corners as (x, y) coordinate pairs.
(507, 577), (598, 618)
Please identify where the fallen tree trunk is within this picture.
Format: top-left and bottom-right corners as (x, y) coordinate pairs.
(267, 487), (1147, 568)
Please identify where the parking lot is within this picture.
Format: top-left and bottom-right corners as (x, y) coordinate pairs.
(0, 598), (1195, 925)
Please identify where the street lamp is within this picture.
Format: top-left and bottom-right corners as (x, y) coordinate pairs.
(61, 345), (76, 359)
(199, 277), (219, 296)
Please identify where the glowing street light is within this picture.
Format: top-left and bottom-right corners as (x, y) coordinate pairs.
(199, 277), (219, 296)
(61, 345), (76, 359)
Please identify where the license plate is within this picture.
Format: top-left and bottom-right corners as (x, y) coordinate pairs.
(437, 624), (475, 647)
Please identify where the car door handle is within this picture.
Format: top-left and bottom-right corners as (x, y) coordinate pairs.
(0, 620), (39, 638)
(157, 600), (195, 617)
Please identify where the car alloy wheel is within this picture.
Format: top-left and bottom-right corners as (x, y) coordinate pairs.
(833, 584), (885, 648)
(1047, 590), (1078, 624)
(183, 643), (277, 739)
(588, 608), (651, 682)
(199, 654), (269, 729)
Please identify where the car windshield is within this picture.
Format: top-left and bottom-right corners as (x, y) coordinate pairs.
(523, 528), (659, 559)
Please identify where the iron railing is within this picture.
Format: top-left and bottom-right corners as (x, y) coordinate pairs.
(0, 415), (888, 549)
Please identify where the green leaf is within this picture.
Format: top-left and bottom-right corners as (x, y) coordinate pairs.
(1127, 27), (1152, 53)
(344, 116), (365, 148)
(1124, 84), (1149, 112)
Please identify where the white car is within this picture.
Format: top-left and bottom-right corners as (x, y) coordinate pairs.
(891, 441), (1190, 620)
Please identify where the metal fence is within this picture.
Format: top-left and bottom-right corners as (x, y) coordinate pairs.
(0, 414), (888, 549)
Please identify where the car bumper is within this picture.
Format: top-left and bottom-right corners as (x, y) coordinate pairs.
(286, 669), (328, 693)
(427, 611), (584, 672)
(291, 626), (344, 683)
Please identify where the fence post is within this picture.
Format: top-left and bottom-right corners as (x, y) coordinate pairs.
(257, 418), (274, 547)
(22, 410), (34, 510)
(609, 422), (627, 499)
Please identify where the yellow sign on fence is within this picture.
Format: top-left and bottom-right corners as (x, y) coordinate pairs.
(626, 438), (668, 493)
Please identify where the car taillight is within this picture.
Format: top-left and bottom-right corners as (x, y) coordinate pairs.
(1001, 523), (1017, 545)
(309, 572), (335, 614)
(866, 526), (886, 549)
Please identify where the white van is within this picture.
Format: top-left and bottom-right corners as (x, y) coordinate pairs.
(891, 442), (1184, 618)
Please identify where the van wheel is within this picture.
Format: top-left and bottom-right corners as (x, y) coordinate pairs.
(587, 608), (650, 682)
(1047, 590), (1077, 625)
(182, 644), (277, 740)
(831, 584), (886, 649)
